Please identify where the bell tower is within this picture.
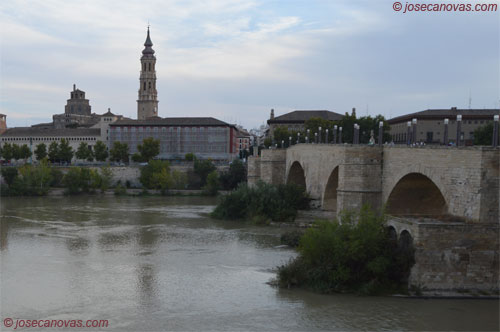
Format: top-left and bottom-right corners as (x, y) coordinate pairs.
(137, 27), (159, 120)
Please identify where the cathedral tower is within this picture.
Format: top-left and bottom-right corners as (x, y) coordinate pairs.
(137, 27), (159, 120)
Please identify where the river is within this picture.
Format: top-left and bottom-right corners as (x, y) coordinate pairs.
(1, 196), (498, 331)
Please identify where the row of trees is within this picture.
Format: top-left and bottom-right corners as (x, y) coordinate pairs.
(265, 111), (391, 147)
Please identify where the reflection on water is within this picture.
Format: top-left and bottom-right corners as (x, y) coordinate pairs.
(1, 196), (498, 331)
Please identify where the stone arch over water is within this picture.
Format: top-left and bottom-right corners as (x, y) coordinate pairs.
(386, 173), (448, 217)
(287, 161), (306, 188)
(322, 166), (339, 211)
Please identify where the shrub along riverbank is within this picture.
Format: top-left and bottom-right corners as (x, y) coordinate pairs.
(276, 206), (415, 295)
(210, 181), (310, 223)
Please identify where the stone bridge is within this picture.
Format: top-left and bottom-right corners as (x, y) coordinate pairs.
(248, 145), (499, 293)
(249, 144), (499, 223)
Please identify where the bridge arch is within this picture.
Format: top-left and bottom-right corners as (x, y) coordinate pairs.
(322, 166), (339, 211)
(386, 173), (448, 217)
(286, 161), (306, 188)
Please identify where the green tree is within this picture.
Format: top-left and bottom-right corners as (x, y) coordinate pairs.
(185, 153), (196, 161)
(1, 167), (18, 186)
(76, 142), (91, 161)
(12, 144), (21, 161)
(1, 143), (14, 162)
(474, 123), (497, 145)
(34, 143), (48, 161)
(99, 167), (113, 192)
(48, 141), (59, 163)
(19, 144), (32, 161)
(171, 170), (188, 189)
(58, 138), (74, 163)
(136, 137), (160, 162)
(139, 160), (171, 189)
(194, 159), (216, 186)
(109, 142), (129, 163)
(63, 167), (84, 194)
(220, 159), (247, 190)
(17, 159), (53, 195)
(151, 167), (173, 194)
(203, 170), (219, 195)
(93, 140), (108, 161)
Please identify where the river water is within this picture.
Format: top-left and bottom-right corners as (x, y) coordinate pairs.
(1, 196), (498, 331)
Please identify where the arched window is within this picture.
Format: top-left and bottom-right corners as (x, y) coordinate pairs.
(143, 63), (146, 71)
(148, 82), (151, 89)
(148, 63), (151, 71)
(143, 82), (146, 91)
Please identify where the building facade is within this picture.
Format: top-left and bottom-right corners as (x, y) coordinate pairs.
(388, 107), (500, 145)
(53, 85), (98, 129)
(137, 27), (159, 120)
(109, 117), (239, 160)
(0, 127), (101, 162)
(267, 109), (343, 138)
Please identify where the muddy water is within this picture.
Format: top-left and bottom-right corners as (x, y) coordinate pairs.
(1, 196), (498, 331)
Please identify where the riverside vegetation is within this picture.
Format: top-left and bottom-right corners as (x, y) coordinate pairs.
(276, 206), (415, 295)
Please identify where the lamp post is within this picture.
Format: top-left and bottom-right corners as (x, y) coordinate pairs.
(406, 121), (411, 146)
(443, 118), (449, 146)
(315, 132), (318, 144)
(493, 115), (499, 147)
(297, 132), (301, 144)
(281, 140), (284, 149)
(333, 125), (337, 144)
(412, 118), (417, 144)
(325, 129), (329, 144)
(456, 115), (462, 146)
(306, 129), (310, 143)
(318, 127), (322, 144)
(339, 127), (343, 144)
(378, 121), (383, 146)
(289, 136), (292, 148)
(354, 124), (359, 144)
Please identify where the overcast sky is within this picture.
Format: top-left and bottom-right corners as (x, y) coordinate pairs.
(1, 0), (499, 129)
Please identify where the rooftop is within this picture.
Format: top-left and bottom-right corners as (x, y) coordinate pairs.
(388, 108), (500, 124)
(0, 127), (100, 137)
(110, 117), (234, 127)
(268, 110), (343, 124)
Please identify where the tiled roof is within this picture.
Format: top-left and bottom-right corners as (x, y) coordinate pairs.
(268, 110), (343, 124)
(0, 127), (100, 137)
(388, 108), (500, 124)
(110, 117), (234, 127)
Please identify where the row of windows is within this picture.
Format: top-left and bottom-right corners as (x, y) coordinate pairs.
(112, 126), (228, 133)
(1, 137), (98, 142)
(143, 62), (155, 72)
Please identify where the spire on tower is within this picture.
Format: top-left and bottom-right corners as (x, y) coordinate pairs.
(142, 27), (155, 55)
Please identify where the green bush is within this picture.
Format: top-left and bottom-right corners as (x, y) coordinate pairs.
(211, 181), (309, 222)
(139, 160), (171, 190)
(202, 170), (219, 195)
(4, 161), (52, 196)
(1, 167), (18, 186)
(171, 170), (187, 189)
(194, 159), (216, 186)
(184, 153), (196, 161)
(219, 159), (247, 190)
(50, 168), (63, 187)
(277, 206), (415, 294)
(114, 182), (127, 196)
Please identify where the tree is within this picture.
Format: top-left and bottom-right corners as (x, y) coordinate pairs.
(110, 142), (129, 163)
(136, 137), (160, 162)
(12, 144), (21, 161)
(220, 159), (246, 190)
(139, 160), (171, 192)
(34, 143), (47, 161)
(203, 170), (219, 195)
(474, 123), (497, 146)
(194, 159), (216, 186)
(109, 142), (129, 163)
(19, 144), (32, 161)
(48, 141), (59, 163)
(76, 142), (91, 161)
(58, 138), (74, 163)
(1, 143), (14, 162)
(1, 167), (18, 186)
(93, 140), (108, 162)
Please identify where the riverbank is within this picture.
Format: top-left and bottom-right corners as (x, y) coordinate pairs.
(41, 188), (229, 196)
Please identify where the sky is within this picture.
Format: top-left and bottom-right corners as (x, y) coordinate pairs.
(1, 0), (499, 129)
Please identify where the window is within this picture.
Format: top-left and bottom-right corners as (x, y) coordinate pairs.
(149, 82), (151, 89)
(148, 63), (151, 71)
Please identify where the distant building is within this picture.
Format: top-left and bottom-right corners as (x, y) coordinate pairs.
(137, 27), (159, 120)
(0, 127), (100, 162)
(267, 109), (343, 137)
(109, 117), (239, 161)
(53, 84), (96, 129)
(235, 127), (251, 155)
(388, 107), (500, 145)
